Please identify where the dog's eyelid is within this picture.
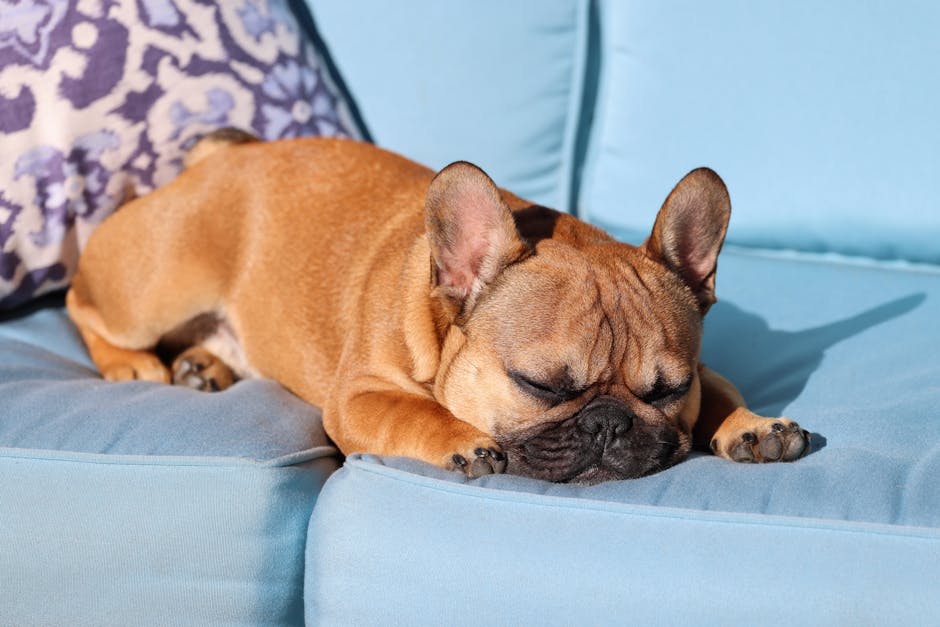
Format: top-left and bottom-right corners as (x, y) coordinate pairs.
(510, 371), (549, 391)
(671, 374), (694, 396)
(640, 373), (693, 403)
(508, 370), (582, 403)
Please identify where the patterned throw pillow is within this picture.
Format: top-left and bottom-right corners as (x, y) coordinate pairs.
(0, 0), (360, 309)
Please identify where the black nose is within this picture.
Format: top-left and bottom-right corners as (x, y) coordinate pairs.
(577, 396), (634, 437)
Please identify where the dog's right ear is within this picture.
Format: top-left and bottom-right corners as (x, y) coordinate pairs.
(425, 161), (530, 318)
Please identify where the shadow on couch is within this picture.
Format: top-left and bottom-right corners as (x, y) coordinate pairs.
(702, 292), (926, 418)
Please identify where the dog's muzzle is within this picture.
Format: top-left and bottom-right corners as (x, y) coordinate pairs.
(498, 395), (690, 484)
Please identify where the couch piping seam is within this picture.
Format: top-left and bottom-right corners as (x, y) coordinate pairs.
(343, 459), (940, 541)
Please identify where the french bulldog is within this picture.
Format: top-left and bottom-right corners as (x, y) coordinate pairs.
(67, 133), (809, 483)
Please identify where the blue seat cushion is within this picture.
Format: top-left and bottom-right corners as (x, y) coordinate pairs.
(0, 303), (339, 625)
(306, 249), (940, 625)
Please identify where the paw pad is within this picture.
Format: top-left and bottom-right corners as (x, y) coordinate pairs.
(721, 419), (810, 464)
(451, 447), (507, 478)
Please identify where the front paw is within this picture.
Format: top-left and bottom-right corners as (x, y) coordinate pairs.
(712, 417), (810, 463)
(447, 443), (508, 478)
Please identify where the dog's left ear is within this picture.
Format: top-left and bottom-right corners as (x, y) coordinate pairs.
(425, 161), (530, 318)
(644, 168), (731, 313)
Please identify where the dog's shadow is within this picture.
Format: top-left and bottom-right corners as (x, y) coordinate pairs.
(701, 293), (926, 453)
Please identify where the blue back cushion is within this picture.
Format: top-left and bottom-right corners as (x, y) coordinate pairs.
(308, 0), (591, 212)
(579, 1), (940, 263)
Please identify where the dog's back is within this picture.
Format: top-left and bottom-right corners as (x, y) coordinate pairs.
(73, 138), (434, 398)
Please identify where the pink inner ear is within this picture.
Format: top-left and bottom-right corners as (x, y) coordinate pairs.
(646, 168), (730, 311)
(426, 160), (527, 305)
(674, 221), (720, 285)
(438, 238), (488, 291)
(437, 188), (503, 289)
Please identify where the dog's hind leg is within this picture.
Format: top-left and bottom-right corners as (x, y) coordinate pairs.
(67, 285), (171, 383)
(66, 130), (255, 387)
(66, 213), (230, 387)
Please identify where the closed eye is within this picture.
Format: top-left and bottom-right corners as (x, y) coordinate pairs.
(509, 370), (582, 406)
(639, 374), (693, 406)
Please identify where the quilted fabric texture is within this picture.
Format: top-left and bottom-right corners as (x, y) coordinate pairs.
(0, 0), (359, 309)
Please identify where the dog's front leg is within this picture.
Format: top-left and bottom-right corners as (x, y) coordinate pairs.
(327, 390), (507, 478)
(693, 365), (810, 463)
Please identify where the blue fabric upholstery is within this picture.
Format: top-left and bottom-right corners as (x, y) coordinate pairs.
(306, 249), (940, 624)
(4, 2), (940, 623)
(309, 0), (591, 212)
(310, 455), (939, 625)
(0, 306), (339, 626)
(580, 0), (940, 263)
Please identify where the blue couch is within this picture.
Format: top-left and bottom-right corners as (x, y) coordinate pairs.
(3, 1), (939, 624)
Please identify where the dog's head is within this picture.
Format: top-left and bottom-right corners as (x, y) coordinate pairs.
(425, 162), (730, 483)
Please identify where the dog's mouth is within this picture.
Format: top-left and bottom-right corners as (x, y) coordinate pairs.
(495, 397), (691, 484)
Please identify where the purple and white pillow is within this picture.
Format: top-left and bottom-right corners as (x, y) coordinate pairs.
(0, 0), (360, 309)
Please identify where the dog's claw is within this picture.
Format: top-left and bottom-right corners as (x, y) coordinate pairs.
(477, 447), (508, 474)
(450, 446), (507, 478)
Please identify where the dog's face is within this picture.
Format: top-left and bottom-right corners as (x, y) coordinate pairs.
(425, 164), (729, 483)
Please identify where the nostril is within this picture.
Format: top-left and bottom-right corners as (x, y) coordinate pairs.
(577, 404), (633, 437)
(578, 413), (604, 435)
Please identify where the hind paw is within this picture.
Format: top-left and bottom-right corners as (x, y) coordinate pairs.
(171, 347), (236, 392)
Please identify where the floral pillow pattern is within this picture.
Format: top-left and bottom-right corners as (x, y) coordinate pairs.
(0, 0), (359, 309)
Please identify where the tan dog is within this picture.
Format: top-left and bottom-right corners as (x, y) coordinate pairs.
(67, 134), (809, 482)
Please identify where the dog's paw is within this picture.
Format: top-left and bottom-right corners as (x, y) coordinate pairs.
(101, 353), (170, 384)
(711, 416), (810, 463)
(171, 347), (236, 392)
(447, 442), (508, 478)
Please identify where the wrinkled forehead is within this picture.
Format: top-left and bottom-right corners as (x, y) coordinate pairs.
(470, 241), (703, 373)
(475, 243), (601, 338)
